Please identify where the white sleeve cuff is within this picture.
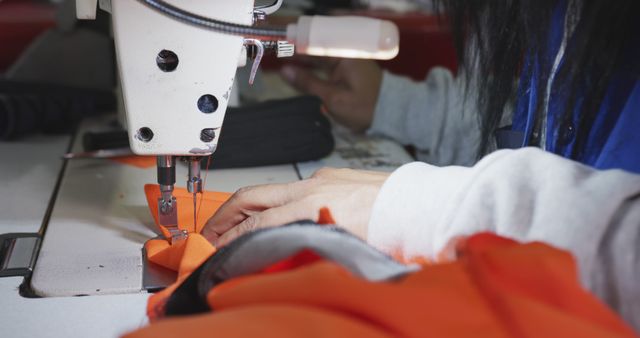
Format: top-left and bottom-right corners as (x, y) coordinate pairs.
(367, 161), (471, 260)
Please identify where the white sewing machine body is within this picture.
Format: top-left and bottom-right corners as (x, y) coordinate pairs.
(113, 2), (247, 156)
(105, 0), (252, 156)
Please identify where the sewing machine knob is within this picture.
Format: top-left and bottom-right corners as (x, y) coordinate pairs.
(200, 128), (216, 143)
(156, 49), (179, 72)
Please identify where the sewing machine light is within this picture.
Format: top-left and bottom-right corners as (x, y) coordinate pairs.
(286, 16), (399, 60)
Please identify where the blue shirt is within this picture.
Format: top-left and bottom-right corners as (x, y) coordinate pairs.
(510, 4), (640, 173)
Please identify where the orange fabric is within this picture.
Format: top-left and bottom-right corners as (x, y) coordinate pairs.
(317, 207), (336, 224)
(260, 249), (323, 274)
(126, 232), (638, 338)
(126, 306), (395, 338)
(112, 156), (156, 169)
(143, 186), (335, 320)
(143, 184), (231, 320)
(145, 234), (216, 320)
(145, 235), (215, 274)
(143, 184), (231, 237)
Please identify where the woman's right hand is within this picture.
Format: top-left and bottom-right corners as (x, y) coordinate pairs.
(280, 59), (383, 133)
(202, 168), (389, 248)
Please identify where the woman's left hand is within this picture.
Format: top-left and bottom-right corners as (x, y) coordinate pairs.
(202, 168), (390, 247)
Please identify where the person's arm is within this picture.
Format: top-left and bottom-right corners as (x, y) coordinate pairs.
(368, 147), (640, 329)
(280, 60), (482, 166)
(368, 68), (481, 166)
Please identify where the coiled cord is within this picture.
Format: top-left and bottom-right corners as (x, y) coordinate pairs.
(137, 0), (288, 39)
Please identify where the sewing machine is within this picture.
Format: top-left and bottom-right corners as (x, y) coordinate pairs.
(76, 0), (399, 242)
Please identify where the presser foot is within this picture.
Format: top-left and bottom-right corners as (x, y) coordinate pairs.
(157, 196), (187, 243)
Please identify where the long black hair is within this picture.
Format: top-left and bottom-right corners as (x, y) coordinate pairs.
(433, 0), (639, 157)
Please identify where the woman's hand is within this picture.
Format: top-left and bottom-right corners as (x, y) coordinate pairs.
(202, 168), (390, 247)
(280, 59), (383, 133)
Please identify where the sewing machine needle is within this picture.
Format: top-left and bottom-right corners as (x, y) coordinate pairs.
(193, 192), (197, 232)
(187, 156), (203, 233)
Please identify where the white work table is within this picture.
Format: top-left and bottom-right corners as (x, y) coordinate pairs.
(0, 119), (413, 338)
(0, 134), (149, 338)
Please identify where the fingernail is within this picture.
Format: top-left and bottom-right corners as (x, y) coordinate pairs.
(280, 65), (297, 82)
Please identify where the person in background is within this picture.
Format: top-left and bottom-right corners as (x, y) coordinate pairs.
(203, 0), (640, 330)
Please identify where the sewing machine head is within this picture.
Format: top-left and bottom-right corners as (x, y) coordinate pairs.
(76, 0), (399, 241)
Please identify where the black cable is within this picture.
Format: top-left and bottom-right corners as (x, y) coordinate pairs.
(137, 0), (288, 39)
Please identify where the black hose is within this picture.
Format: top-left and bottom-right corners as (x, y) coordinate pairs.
(137, 0), (288, 39)
(0, 81), (116, 140)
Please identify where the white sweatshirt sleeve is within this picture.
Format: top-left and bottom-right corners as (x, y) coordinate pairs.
(368, 147), (640, 330)
(367, 68), (481, 166)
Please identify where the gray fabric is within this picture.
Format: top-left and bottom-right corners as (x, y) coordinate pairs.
(201, 223), (416, 289)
